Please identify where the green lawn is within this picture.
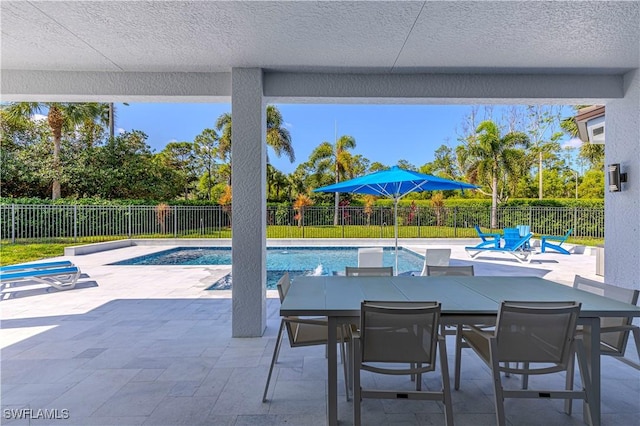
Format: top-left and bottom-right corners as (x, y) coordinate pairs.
(1, 242), (67, 266)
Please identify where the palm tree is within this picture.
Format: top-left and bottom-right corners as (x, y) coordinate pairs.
(2, 102), (104, 199)
(308, 135), (357, 225)
(266, 105), (295, 163)
(214, 105), (295, 185)
(468, 120), (529, 228)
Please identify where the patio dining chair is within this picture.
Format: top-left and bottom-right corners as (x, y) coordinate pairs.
(352, 301), (453, 426)
(419, 249), (451, 276)
(425, 265), (474, 277)
(565, 275), (640, 414)
(423, 264), (481, 389)
(357, 247), (384, 267)
(461, 301), (594, 426)
(262, 273), (351, 402)
(345, 266), (393, 277)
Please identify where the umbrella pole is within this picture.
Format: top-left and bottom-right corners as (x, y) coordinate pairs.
(394, 197), (398, 276)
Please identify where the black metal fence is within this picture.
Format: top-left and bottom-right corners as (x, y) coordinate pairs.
(0, 204), (604, 243)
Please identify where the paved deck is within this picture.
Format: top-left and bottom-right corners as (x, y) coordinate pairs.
(1, 242), (638, 425)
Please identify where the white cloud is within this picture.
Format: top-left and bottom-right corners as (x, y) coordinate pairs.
(168, 139), (178, 143)
(284, 121), (293, 129)
(562, 137), (583, 149)
(117, 127), (126, 135)
(32, 114), (47, 122)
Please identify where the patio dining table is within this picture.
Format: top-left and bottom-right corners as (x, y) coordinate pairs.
(279, 275), (640, 426)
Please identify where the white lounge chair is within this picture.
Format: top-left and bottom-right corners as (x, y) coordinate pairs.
(419, 248), (451, 276)
(1, 264), (80, 291)
(357, 247), (383, 267)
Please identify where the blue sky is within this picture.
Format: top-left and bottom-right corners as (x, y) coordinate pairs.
(115, 103), (579, 175)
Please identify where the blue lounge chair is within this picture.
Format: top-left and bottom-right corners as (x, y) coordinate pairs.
(1, 265), (80, 291)
(541, 229), (572, 255)
(0, 260), (74, 273)
(472, 225), (501, 249)
(465, 228), (534, 263)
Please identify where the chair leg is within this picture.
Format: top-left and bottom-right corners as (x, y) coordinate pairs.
(353, 338), (362, 426)
(415, 363), (422, 391)
(489, 339), (506, 426)
(339, 327), (350, 401)
(575, 340), (595, 426)
(454, 324), (463, 390)
(262, 320), (285, 402)
(521, 363), (529, 389)
(564, 353), (576, 415)
(438, 336), (454, 426)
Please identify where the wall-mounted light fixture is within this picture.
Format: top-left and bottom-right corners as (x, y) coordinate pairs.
(608, 163), (627, 192)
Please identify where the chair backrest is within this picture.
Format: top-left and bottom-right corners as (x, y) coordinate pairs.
(419, 249), (451, 275)
(574, 275), (639, 355)
(503, 227), (521, 245)
(345, 266), (393, 277)
(517, 225), (531, 237)
(426, 265), (474, 277)
(502, 231), (532, 251)
(474, 225), (491, 240)
(495, 301), (581, 369)
(358, 247), (384, 267)
(276, 272), (291, 303)
(360, 301), (441, 368)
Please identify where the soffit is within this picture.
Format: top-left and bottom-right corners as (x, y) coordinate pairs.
(1, 1), (638, 74)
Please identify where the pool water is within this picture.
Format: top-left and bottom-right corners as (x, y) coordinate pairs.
(112, 246), (424, 289)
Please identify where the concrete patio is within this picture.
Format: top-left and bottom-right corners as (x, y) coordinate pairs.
(1, 241), (638, 425)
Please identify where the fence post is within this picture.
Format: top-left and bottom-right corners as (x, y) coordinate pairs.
(528, 205), (533, 234)
(341, 205), (345, 238)
(380, 206), (383, 239)
(174, 206), (178, 238)
(128, 205), (132, 239)
(417, 206), (421, 238)
(73, 205), (78, 243)
(11, 204), (16, 243)
(454, 207), (458, 238)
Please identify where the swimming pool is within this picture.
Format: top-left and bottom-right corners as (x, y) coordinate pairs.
(112, 246), (425, 289)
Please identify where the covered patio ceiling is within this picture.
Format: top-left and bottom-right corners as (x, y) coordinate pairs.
(1, 1), (638, 75)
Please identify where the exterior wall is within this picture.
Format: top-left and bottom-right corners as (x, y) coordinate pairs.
(605, 69), (640, 291)
(231, 68), (267, 337)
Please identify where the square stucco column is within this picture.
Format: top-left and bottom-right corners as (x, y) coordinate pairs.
(231, 68), (267, 337)
(605, 69), (639, 291)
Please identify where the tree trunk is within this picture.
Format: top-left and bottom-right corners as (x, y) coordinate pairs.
(333, 162), (339, 225)
(109, 103), (115, 138)
(48, 106), (64, 200)
(538, 151), (543, 199)
(52, 136), (61, 200)
(491, 174), (498, 229)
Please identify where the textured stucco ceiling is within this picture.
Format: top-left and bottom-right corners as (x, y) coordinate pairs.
(1, 1), (638, 74)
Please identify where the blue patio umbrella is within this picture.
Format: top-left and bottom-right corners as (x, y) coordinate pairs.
(314, 166), (477, 274)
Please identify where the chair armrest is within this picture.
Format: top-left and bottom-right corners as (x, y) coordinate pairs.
(541, 235), (565, 242)
(465, 324), (495, 338)
(284, 317), (328, 326)
(484, 233), (501, 239)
